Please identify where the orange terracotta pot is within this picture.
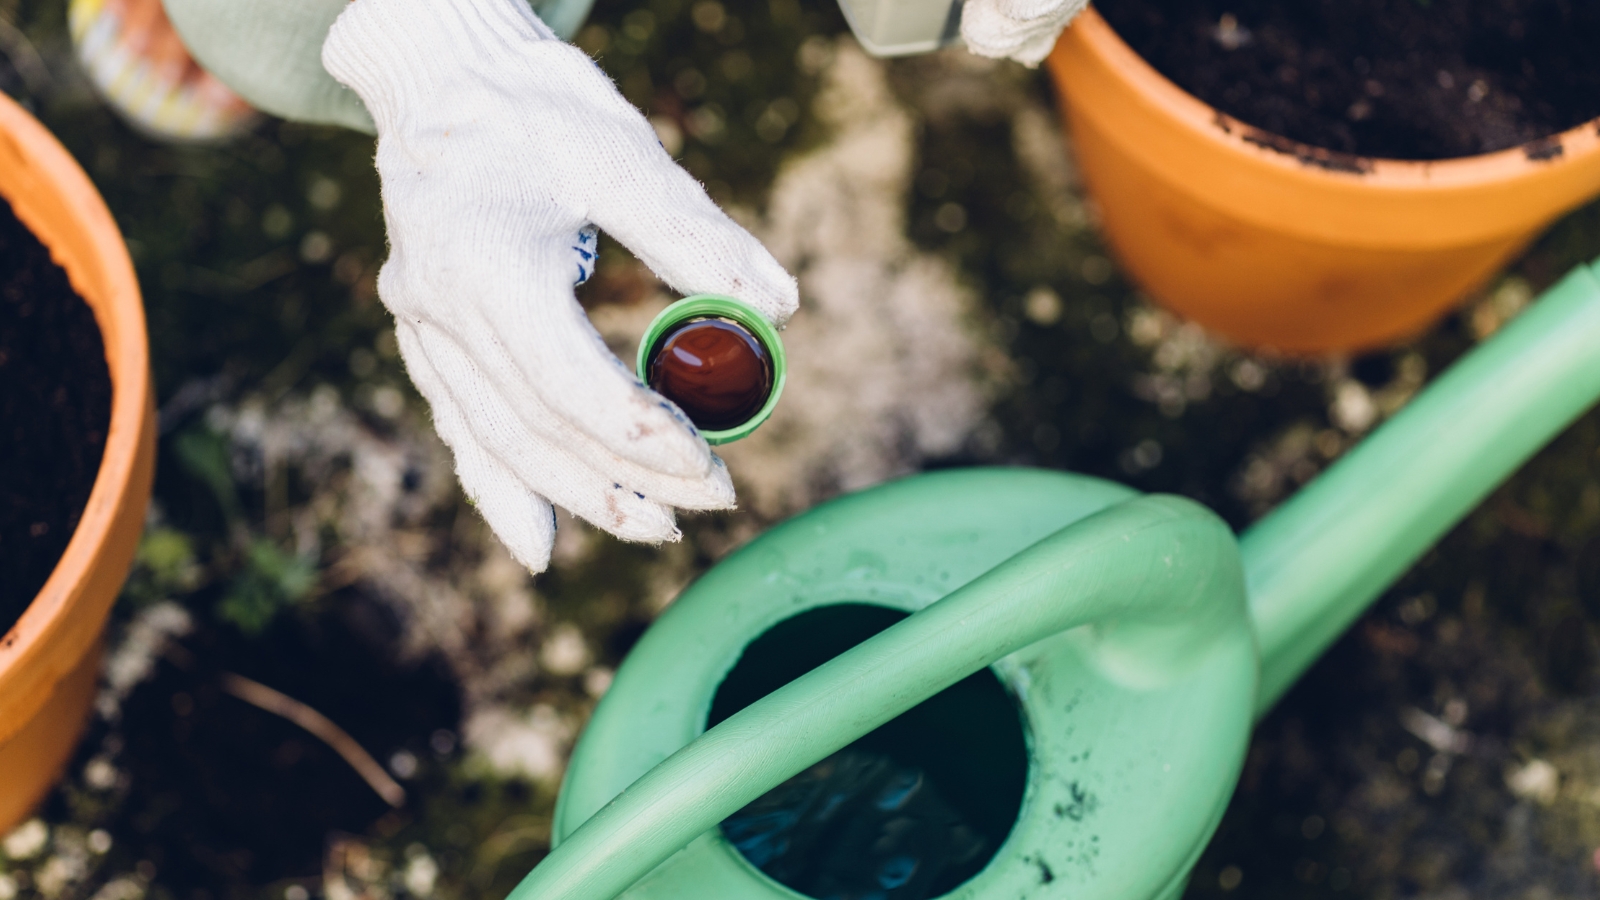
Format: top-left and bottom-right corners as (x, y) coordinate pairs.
(0, 92), (155, 832)
(1046, 8), (1600, 354)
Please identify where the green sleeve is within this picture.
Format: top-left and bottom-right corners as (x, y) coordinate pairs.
(161, 0), (598, 134)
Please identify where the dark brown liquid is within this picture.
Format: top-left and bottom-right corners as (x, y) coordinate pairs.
(646, 317), (773, 432)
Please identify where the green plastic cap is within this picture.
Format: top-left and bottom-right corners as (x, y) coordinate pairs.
(635, 294), (788, 445)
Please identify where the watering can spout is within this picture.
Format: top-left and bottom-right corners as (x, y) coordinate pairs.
(1242, 259), (1600, 714)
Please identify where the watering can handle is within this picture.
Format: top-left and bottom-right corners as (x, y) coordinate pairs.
(507, 495), (1246, 900)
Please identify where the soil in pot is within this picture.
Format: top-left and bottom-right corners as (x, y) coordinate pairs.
(0, 197), (113, 629)
(1097, 0), (1600, 160)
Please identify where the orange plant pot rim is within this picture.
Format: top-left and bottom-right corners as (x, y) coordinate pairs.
(1052, 8), (1600, 249)
(0, 92), (153, 744)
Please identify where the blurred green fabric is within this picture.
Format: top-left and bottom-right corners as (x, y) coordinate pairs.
(160, 0), (598, 134)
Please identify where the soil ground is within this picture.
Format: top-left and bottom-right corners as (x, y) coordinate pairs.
(1, 0), (1599, 898)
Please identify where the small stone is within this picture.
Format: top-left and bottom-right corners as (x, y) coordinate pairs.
(389, 750), (419, 780)
(2, 819), (48, 860)
(1506, 759), (1559, 804)
(84, 756), (118, 790)
(584, 667), (615, 698)
(540, 624), (591, 677)
(1023, 287), (1062, 326)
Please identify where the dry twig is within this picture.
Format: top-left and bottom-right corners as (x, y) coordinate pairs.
(221, 672), (406, 807)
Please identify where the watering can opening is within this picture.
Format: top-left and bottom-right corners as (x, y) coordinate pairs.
(708, 602), (1029, 900)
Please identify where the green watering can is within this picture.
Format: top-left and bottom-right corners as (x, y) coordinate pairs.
(511, 259), (1600, 900)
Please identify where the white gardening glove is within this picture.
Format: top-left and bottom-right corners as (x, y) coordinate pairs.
(960, 0), (1089, 67)
(321, 0), (799, 573)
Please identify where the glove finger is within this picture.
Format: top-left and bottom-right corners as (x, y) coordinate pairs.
(496, 42), (797, 326)
(380, 244), (718, 482)
(400, 324), (691, 543)
(394, 332), (556, 571)
(411, 321), (736, 511)
(960, 0), (1086, 65)
(454, 449), (558, 573)
(987, 0), (1081, 22)
(575, 135), (798, 325)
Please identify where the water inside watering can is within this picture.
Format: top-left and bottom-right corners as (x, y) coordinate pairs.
(723, 749), (989, 900)
(710, 604), (1028, 900)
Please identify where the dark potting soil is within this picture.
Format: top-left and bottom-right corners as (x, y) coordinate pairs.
(0, 197), (113, 632)
(1097, 0), (1600, 161)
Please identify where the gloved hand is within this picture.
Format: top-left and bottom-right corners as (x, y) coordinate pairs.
(959, 0), (1089, 67)
(316, 0), (798, 572)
